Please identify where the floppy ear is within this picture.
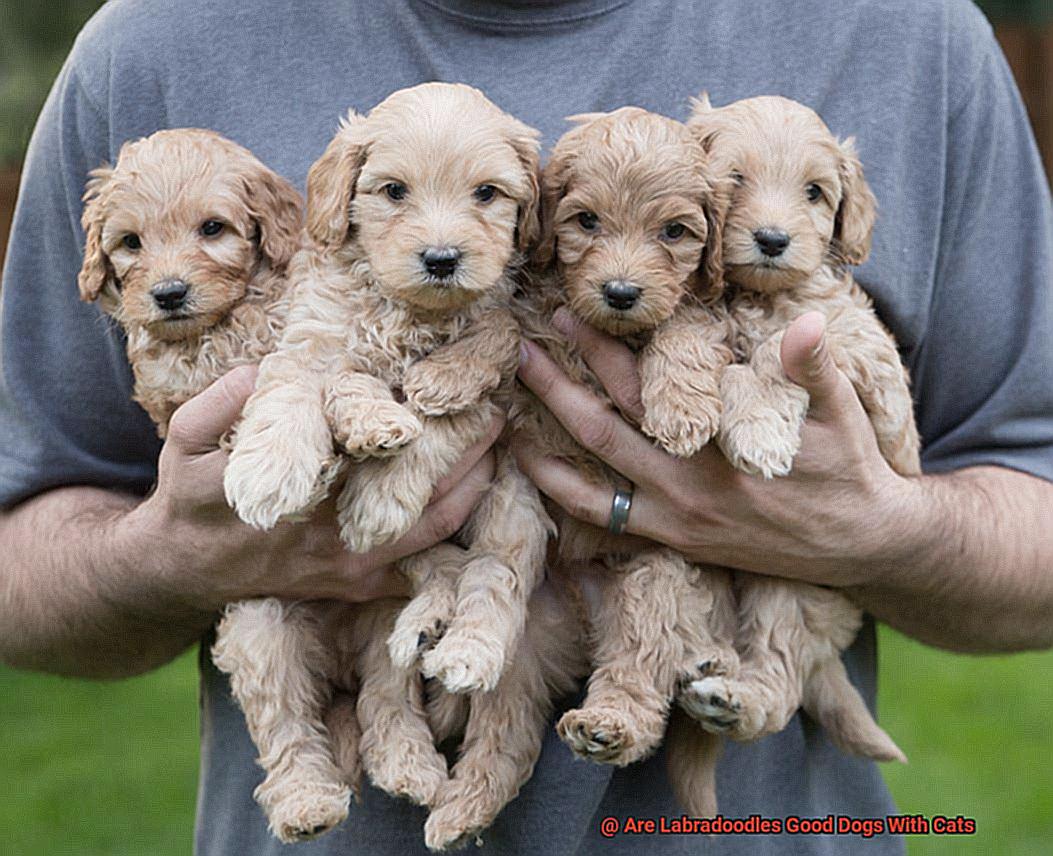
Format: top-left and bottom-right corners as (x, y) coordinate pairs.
(243, 164), (304, 271)
(534, 122), (590, 270)
(692, 149), (731, 300)
(504, 117), (542, 255)
(78, 165), (115, 303)
(833, 137), (877, 266)
(306, 110), (370, 250)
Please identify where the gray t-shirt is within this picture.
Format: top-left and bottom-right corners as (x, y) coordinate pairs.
(3, 1), (1051, 854)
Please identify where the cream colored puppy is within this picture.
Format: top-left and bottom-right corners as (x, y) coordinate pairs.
(681, 94), (913, 762)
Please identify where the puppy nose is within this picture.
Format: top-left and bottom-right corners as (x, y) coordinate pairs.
(151, 279), (189, 311)
(602, 280), (641, 311)
(753, 228), (791, 257)
(421, 247), (462, 279)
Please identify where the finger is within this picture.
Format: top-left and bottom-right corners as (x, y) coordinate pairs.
(512, 436), (664, 540)
(779, 312), (855, 423)
(430, 411), (505, 501)
(373, 450), (497, 561)
(551, 307), (645, 423)
(167, 364), (259, 454)
(517, 340), (666, 486)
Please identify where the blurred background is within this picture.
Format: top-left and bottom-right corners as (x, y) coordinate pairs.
(1, 2), (1051, 854)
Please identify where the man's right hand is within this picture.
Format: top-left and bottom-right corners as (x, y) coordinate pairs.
(122, 365), (503, 610)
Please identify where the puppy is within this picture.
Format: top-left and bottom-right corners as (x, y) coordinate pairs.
(680, 94), (912, 763)
(78, 128), (300, 431)
(221, 83), (559, 847)
(513, 107), (740, 817)
(75, 130), (365, 843)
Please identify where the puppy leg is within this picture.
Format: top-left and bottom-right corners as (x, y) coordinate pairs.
(324, 365), (422, 458)
(211, 598), (350, 843)
(324, 689), (364, 797)
(337, 406), (497, 553)
(718, 332), (809, 479)
(224, 351), (344, 529)
(665, 709), (723, 818)
(422, 455), (553, 693)
(355, 600), (449, 807)
(424, 584), (585, 852)
(388, 544), (466, 669)
(557, 550), (730, 766)
(640, 308), (733, 458)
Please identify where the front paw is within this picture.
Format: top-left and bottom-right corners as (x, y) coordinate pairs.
(337, 477), (428, 554)
(641, 394), (720, 458)
(403, 361), (499, 417)
(557, 707), (648, 766)
(331, 400), (422, 458)
(679, 676), (768, 741)
(718, 409), (802, 478)
(421, 631), (506, 695)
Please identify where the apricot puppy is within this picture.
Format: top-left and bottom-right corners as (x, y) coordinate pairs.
(680, 94), (912, 763)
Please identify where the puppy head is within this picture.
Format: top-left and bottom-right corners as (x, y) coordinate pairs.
(78, 129), (303, 341)
(306, 82), (541, 313)
(538, 107), (722, 337)
(688, 94), (876, 294)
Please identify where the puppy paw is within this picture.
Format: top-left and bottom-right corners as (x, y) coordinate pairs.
(641, 394), (720, 458)
(225, 441), (339, 529)
(679, 676), (767, 741)
(403, 359), (500, 418)
(332, 400), (422, 458)
(388, 610), (449, 670)
(718, 409), (803, 479)
(421, 632), (505, 695)
(365, 748), (447, 808)
(676, 648), (739, 693)
(265, 780), (350, 844)
(424, 781), (495, 852)
(556, 707), (649, 766)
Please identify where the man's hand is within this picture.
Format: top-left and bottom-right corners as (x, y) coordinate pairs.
(514, 310), (913, 585)
(126, 365), (504, 608)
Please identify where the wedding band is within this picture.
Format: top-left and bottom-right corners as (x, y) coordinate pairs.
(608, 487), (634, 535)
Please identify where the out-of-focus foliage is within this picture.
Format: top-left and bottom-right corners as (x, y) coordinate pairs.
(0, 1), (105, 166)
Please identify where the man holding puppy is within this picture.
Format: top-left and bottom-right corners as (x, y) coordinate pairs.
(1, 1), (1051, 854)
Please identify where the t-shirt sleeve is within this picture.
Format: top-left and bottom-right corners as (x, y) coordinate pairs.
(0, 35), (161, 509)
(911, 6), (1053, 483)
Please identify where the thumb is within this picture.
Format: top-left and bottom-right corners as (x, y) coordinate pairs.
(780, 311), (844, 421)
(166, 364), (259, 454)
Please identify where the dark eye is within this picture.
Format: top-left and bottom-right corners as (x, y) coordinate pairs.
(577, 211), (599, 231)
(384, 182), (408, 201)
(473, 184), (497, 203)
(200, 219), (225, 237)
(806, 183), (823, 203)
(730, 171), (745, 185)
(122, 233), (141, 251)
(661, 222), (686, 242)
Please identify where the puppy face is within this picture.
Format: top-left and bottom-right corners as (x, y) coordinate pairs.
(538, 108), (721, 337)
(78, 129), (302, 342)
(306, 83), (541, 313)
(688, 94), (876, 294)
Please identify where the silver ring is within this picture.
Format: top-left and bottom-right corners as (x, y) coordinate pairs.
(608, 487), (634, 535)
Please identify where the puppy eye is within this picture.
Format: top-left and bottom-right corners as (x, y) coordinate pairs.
(122, 234), (142, 251)
(200, 220), (225, 237)
(473, 184), (498, 203)
(577, 211), (599, 232)
(383, 182), (408, 201)
(730, 171), (745, 185)
(806, 183), (823, 203)
(661, 222), (686, 242)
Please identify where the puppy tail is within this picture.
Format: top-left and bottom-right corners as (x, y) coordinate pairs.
(665, 709), (722, 818)
(804, 657), (907, 764)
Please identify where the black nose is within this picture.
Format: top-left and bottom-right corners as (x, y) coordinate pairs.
(421, 247), (462, 279)
(151, 279), (189, 311)
(602, 280), (641, 311)
(753, 228), (791, 257)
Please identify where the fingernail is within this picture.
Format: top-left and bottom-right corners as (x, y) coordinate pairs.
(552, 307), (574, 335)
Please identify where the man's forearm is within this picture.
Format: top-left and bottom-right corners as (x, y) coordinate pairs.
(0, 486), (217, 678)
(849, 466), (1053, 653)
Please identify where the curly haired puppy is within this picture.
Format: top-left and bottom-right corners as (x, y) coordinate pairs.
(679, 94), (913, 762)
(75, 129), (367, 842)
(221, 83), (561, 845)
(512, 107), (742, 816)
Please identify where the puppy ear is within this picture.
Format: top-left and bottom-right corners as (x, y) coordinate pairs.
(695, 158), (731, 300)
(78, 165), (115, 303)
(306, 110), (370, 250)
(243, 165), (303, 271)
(504, 117), (542, 255)
(534, 124), (586, 269)
(833, 137), (877, 266)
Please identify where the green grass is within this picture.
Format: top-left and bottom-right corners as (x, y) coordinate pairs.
(1, 629), (1051, 854)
